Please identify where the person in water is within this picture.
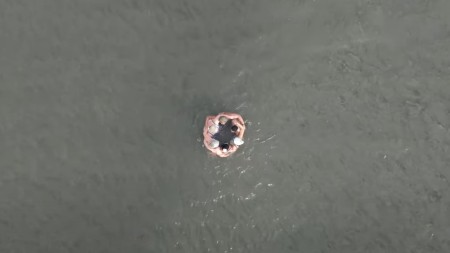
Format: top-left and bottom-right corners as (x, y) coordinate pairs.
(220, 143), (230, 152)
(203, 112), (246, 157)
(206, 116), (230, 135)
(230, 118), (245, 146)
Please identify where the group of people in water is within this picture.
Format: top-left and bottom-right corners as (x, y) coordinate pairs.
(203, 112), (246, 157)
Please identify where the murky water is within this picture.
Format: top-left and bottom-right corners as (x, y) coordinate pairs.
(1, 0), (450, 252)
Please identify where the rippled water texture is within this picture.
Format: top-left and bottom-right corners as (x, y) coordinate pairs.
(1, 0), (450, 252)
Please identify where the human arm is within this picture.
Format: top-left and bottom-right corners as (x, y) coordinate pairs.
(216, 112), (244, 125)
(231, 119), (246, 139)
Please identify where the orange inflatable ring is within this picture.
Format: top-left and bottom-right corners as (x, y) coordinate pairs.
(203, 112), (246, 157)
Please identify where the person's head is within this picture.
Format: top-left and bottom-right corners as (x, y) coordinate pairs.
(208, 124), (219, 134)
(209, 139), (220, 148)
(232, 137), (244, 146)
(218, 116), (228, 125)
(231, 125), (238, 132)
(220, 143), (230, 152)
